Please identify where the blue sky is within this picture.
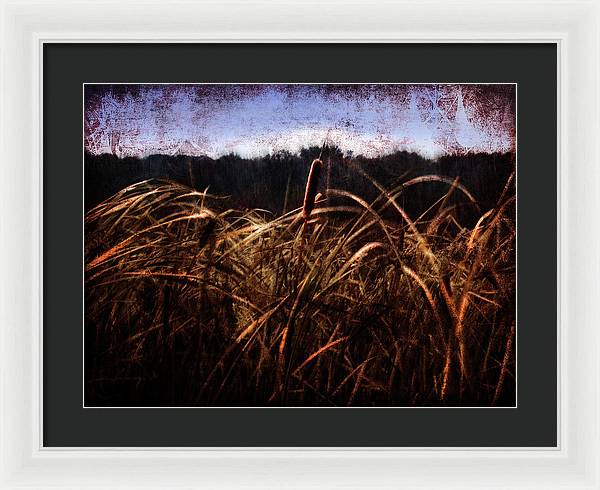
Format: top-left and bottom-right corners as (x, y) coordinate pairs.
(85, 84), (515, 159)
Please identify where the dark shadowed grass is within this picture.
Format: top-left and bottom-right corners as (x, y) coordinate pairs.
(85, 169), (515, 407)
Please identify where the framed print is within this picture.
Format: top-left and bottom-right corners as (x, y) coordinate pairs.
(50, 44), (541, 447)
(1, 1), (599, 489)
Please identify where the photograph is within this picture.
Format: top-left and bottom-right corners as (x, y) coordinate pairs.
(84, 83), (516, 407)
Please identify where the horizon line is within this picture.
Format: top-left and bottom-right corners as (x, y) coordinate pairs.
(85, 148), (516, 162)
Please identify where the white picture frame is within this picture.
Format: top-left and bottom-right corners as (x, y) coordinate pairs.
(0, 0), (598, 488)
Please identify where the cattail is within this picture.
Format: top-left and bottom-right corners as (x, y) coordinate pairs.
(302, 158), (323, 220)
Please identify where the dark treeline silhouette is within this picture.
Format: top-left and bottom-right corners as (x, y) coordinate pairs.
(85, 147), (515, 227)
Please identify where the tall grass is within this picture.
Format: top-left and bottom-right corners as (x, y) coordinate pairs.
(85, 162), (515, 406)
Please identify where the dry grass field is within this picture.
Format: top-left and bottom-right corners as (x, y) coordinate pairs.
(85, 154), (515, 406)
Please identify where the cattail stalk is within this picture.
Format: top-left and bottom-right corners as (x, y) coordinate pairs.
(274, 157), (324, 401)
(302, 158), (323, 220)
(492, 321), (515, 405)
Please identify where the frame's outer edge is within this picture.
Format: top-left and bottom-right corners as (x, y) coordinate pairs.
(0, 0), (599, 489)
